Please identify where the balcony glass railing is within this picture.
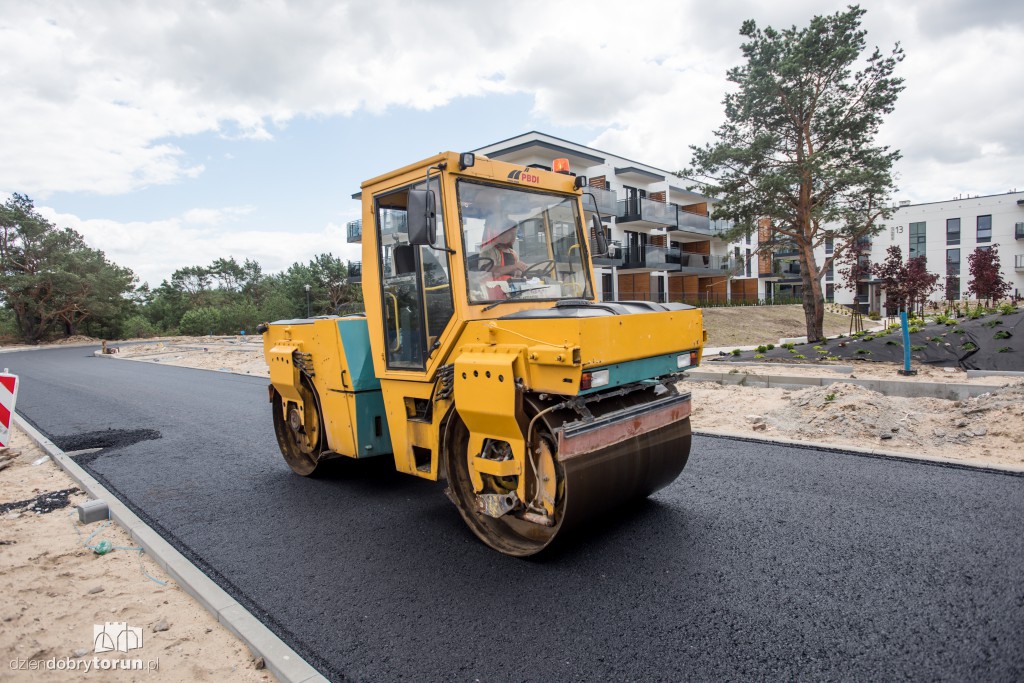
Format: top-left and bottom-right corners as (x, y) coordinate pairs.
(347, 261), (361, 278)
(674, 209), (711, 233)
(1015, 222), (1024, 239)
(1015, 254), (1024, 270)
(582, 186), (618, 217)
(644, 245), (679, 269)
(677, 251), (733, 272)
(347, 220), (362, 244)
(617, 197), (678, 228)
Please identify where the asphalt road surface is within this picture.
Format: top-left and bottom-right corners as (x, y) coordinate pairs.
(8, 346), (1024, 681)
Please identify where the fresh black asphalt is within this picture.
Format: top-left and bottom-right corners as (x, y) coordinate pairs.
(8, 346), (1024, 681)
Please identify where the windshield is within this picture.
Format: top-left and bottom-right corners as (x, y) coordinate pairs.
(457, 180), (594, 305)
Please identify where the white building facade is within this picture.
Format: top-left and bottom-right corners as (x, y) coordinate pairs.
(828, 192), (1024, 311)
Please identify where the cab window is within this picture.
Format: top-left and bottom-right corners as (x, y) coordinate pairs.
(375, 177), (454, 370)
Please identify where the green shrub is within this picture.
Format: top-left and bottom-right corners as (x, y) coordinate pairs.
(793, 354), (806, 359)
(731, 348), (742, 356)
(782, 342), (796, 350)
(120, 315), (157, 339)
(994, 330), (1012, 339)
(766, 343), (776, 350)
(825, 392), (837, 402)
(982, 320), (1003, 328)
(867, 312), (881, 321)
(952, 327), (965, 334)
(854, 349), (871, 355)
(997, 347), (1012, 353)
(961, 341), (977, 351)
(886, 340), (898, 346)
(998, 303), (1017, 315)
(813, 345), (825, 351)
(753, 353), (765, 359)
(179, 307), (223, 336)
(928, 336), (944, 342)
(862, 335), (875, 342)
(910, 344), (925, 351)
(756, 345), (768, 353)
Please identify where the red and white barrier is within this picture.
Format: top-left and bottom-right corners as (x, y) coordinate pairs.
(0, 369), (20, 448)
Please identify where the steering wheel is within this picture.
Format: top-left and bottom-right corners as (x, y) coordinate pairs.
(522, 259), (555, 278)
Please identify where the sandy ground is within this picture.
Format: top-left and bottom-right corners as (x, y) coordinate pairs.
(702, 304), (858, 346)
(0, 428), (276, 682)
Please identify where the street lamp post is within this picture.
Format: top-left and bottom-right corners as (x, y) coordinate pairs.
(304, 284), (311, 318)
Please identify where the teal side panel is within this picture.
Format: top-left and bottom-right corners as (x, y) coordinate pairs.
(578, 350), (694, 395)
(352, 391), (392, 457)
(337, 317), (381, 391)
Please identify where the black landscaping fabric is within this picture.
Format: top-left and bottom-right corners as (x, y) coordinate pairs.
(707, 307), (1022, 372)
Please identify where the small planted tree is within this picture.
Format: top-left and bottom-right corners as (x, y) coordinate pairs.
(837, 237), (872, 332)
(870, 245), (939, 317)
(967, 245), (1011, 308)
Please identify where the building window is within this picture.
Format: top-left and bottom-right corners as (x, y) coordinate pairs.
(946, 218), (960, 245)
(909, 221), (926, 259)
(745, 248), (752, 278)
(826, 261), (834, 281)
(946, 248), (960, 301)
(826, 283), (835, 302)
(825, 236), (833, 254)
(977, 215), (991, 243)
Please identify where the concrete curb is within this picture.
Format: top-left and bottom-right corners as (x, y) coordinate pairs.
(13, 414), (329, 683)
(684, 369), (1006, 400)
(693, 428), (1024, 475)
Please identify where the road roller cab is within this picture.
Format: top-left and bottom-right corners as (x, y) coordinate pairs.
(261, 151), (704, 556)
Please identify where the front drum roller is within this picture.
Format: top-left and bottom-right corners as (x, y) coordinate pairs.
(445, 390), (692, 557)
(271, 375), (326, 476)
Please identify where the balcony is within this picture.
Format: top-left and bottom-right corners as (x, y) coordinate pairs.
(673, 209), (712, 235)
(1015, 222), (1024, 239)
(582, 186), (618, 217)
(617, 197), (678, 230)
(347, 220), (362, 244)
(644, 245), (681, 271)
(676, 251), (734, 274)
(347, 261), (362, 283)
(592, 240), (624, 267)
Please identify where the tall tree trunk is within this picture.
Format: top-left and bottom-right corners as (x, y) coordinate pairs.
(799, 242), (825, 342)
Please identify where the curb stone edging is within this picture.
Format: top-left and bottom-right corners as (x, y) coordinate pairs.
(13, 414), (329, 683)
(693, 428), (1024, 475)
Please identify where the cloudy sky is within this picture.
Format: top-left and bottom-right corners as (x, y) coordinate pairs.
(2, 0), (1021, 287)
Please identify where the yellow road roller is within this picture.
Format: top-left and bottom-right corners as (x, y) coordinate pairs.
(260, 151), (704, 556)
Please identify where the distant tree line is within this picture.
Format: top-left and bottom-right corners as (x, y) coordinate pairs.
(0, 194), (361, 343)
(0, 193), (1012, 344)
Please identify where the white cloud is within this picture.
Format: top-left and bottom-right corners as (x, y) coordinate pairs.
(1, 0), (1021, 208)
(36, 206), (361, 288)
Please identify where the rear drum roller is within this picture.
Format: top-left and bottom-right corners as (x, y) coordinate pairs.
(272, 376), (326, 476)
(445, 394), (692, 557)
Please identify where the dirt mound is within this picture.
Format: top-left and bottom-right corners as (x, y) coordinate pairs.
(766, 382), (918, 444)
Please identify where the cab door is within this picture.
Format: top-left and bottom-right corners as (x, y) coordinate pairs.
(374, 178), (455, 371)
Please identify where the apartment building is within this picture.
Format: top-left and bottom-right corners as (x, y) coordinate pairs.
(474, 132), (752, 304)
(824, 191), (1024, 311)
